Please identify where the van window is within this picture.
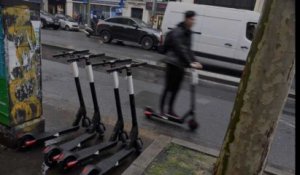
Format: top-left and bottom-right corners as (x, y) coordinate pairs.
(246, 22), (257, 41)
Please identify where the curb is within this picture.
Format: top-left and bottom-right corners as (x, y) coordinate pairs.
(122, 135), (295, 175)
(41, 42), (295, 100)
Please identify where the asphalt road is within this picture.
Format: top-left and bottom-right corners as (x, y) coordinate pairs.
(39, 45), (295, 173)
(41, 29), (295, 90)
(41, 29), (245, 78)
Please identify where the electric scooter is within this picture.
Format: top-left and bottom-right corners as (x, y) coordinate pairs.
(80, 62), (146, 175)
(144, 68), (200, 131)
(42, 52), (106, 167)
(56, 58), (132, 172)
(16, 50), (92, 151)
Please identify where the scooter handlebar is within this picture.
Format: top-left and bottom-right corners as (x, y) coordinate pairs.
(66, 53), (105, 63)
(92, 58), (132, 67)
(106, 62), (147, 73)
(52, 50), (90, 58)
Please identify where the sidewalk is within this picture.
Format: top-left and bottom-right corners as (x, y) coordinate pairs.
(0, 56), (294, 174)
(123, 135), (294, 175)
(40, 37), (295, 99)
(0, 103), (155, 175)
(40, 56), (294, 174)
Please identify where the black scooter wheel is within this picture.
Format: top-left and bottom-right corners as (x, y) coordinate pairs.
(135, 138), (143, 154)
(119, 132), (128, 143)
(59, 156), (78, 172)
(81, 165), (99, 175)
(144, 107), (153, 118)
(82, 117), (91, 128)
(44, 147), (62, 168)
(99, 123), (106, 133)
(16, 134), (35, 151)
(188, 119), (199, 131)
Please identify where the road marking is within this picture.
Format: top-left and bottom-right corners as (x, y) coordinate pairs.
(279, 119), (295, 128)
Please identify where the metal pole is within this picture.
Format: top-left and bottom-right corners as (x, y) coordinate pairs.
(151, 0), (157, 27)
(86, 0), (91, 26)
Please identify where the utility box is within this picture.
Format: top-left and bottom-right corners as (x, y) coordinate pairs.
(0, 0), (44, 148)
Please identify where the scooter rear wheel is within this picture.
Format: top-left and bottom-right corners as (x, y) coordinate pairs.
(144, 106), (153, 118)
(44, 147), (61, 167)
(81, 165), (99, 175)
(16, 134), (35, 151)
(59, 156), (78, 172)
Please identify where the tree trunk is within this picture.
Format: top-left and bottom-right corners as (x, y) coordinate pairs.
(213, 0), (295, 175)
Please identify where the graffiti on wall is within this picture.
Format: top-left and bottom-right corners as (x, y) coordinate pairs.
(2, 5), (42, 126)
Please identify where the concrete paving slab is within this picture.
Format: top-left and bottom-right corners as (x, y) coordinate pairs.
(123, 135), (295, 175)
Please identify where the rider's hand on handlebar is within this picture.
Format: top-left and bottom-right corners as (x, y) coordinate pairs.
(190, 62), (203, 69)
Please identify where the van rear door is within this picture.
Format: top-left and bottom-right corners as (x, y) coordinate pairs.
(234, 12), (260, 62)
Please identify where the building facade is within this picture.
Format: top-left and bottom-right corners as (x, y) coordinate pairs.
(122, 1), (149, 22)
(41, 0), (265, 29)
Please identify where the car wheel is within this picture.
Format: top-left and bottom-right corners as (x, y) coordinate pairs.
(41, 20), (46, 29)
(100, 31), (112, 43)
(141, 36), (154, 50)
(157, 45), (167, 54)
(65, 25), (70, 31)
(53, 25), (59, 30)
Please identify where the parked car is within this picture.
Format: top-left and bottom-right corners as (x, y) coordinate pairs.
(95, 17), (162, 50)
(55, 14), (79, 31)
(40, 10), (60, 30)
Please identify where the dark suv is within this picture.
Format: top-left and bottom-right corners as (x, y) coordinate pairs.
(95, 17), (162, 50)
(40, 10), (60, 30)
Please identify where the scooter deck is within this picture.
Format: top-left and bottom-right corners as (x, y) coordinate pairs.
(75, 141), (118, 162)
(145, 110), (185, 124)
(36, 125), (80, 142)
(60, 132), (96, 150)
(96, 148), (135, 175)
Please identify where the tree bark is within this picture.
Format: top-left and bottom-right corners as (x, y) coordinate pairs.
(213, 0), (295, 175)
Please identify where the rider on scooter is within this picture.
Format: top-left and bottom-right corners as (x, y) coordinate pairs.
(160, 10), (203, 118)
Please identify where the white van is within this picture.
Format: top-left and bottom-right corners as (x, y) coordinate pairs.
(160, 2), (260, 64)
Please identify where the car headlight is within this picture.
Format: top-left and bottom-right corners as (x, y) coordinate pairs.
(47, 18), (53, 22)
(154, 32), (162, 39)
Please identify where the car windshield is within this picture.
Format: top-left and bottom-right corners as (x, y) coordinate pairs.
(134, 18), (150, 28)
(41, 11), (54, 18)
(66, 16), (75, 22)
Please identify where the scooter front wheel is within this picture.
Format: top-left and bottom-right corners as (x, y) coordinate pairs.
(135, 138), (143, 154)
(188, 119), (199, 131)
(82, 117), (91, 128)
(119, 132), (129, 143)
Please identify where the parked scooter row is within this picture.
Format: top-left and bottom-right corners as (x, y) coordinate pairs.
(16, 48), (201, 175)
(16, 49), (146, 175)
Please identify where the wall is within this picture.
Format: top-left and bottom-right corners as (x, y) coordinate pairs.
(42, 0), (48, 11)
(123, 1), (149, 22)
(66, 0), (74, 16)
